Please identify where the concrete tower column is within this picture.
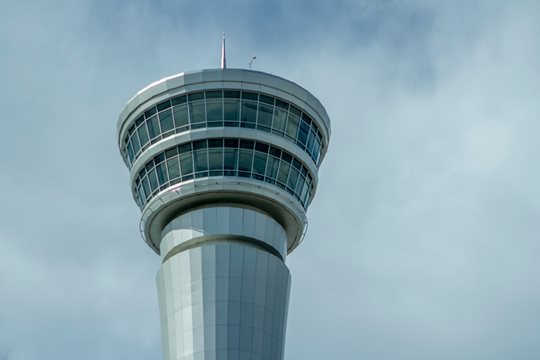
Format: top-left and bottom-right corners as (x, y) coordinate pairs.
(157, 206), (290, 360)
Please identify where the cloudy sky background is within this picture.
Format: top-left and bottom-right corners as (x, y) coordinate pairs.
(1, 0), (540, 359)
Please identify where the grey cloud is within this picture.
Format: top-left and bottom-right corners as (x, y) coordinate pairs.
(1, 1), (539, 359)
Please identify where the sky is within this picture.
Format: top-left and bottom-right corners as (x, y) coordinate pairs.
(1, 0), (540, 359)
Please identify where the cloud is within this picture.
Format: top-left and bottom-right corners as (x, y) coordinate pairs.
(1, 1), (539, 359)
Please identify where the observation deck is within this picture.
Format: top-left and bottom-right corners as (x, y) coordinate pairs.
(117, 69), (331, 255)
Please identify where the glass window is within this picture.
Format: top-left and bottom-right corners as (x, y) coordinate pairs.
(173, 104), (189, 131)
(269, 146), (281, 158)
(275, 99), (288, 110)
(224, 148), (238, 176)
(240, 100), (257, 128)
(287, 167), (299, 191)
(194, 149), (208, 175)
(224, 99), (240, 123)
(126, 141), (134, 163)
(255, 142), (269, 153)
(300, 181), (310, 205)
(178, 142), (192, 154)
(167, 158), (180, 180)
(171, 95), (186, 106)
(289, 105), (301, 117)
(277, 161), (290, 185)
(224, 138), (238, 148)
(242, 91), (258, 101)
(272, 108), (287, 135)
(224, 90), (240, 99)
(209, 138), (223, 148)
(208, 147), (223, 175)
(298, 119), (310, 146)
(286, 114), (299, 141)
(154, 152), (165, 164)
(180, 152), (193, 177)
(313, 137), (321, 163)
(252, 152), (267, 179)
(165, 147), (177, 159)
(257, 104), (273, 131)
(142, 176), (151, 202)
(189, 101), (206, 128)
(156, 162), (168, 185)
(206, 90), (222, 99)
(137, 124), (149, 148)
(148, 169), (159, 192)
(188, 92), (204, 101)
(159, 109), (174, 134)
(193, 139), (207, 150)
(295, 173), (305, 194)
(259, 94), (274, 105)
(281, 152), (293, 164)
(238, 149), (253, 176)
(306, 129), (316, 155)
(145, 161), (153, 172)
(144, 107), (157, 119)
(147, 115), (160, 140)
(135, 138), (314, 209)
(157, 99), (171, 112)
(124, 91), (325, 168)
(138, 186), (146, 207)
(265, 156), (279, 180)
(206, 99), (223, 126)
(239, 139), (254, 149)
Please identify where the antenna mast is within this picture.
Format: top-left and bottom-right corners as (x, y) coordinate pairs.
(221, 33), (226, 69)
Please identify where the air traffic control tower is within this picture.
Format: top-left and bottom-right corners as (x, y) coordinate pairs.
(117, 50), (331, 360)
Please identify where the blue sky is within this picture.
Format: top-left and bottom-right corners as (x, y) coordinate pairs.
(1, 1), (540, 359)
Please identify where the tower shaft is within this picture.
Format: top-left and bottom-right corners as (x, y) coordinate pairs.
(157, 206), (290, 360)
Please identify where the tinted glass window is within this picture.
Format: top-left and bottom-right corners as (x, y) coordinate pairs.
(206, 99), (223, 123)
(189, 101), (206, 125)
(265, 156), (279, 180)
(171, 95), (186, 106)
(157, 100), (171, 112)
(277, 162), (290, 185)
(194, 149), (208, 172)
(241, 100), (257, 127)
(167, 158), (180, 180)
(131, 133), (141, 155)
(238, 149), (253, 172)
(272, 108), (287, 134)
(124, 90), (324, 171)
(242, 92), (258, 101)
(224, 99), (240, 121)
(147, 115), (160, 139)
(137, 124), (149, 146)
(159, 109), (174, 133)
(180, 153), (193, 175)
(208, 148), (223, 170)
(224, 148), (238, 170)
(298, 120), (310, 145)
(156, 163), (168, 185)
(188, 92), (204, 101)
(286, 114), (299, 140)
(206, 90), (222, 99)
(134, 138), (314, 209)
(224, 90), (240, 99)
(257, 104), (273, 130)
(253, 152), (267, 176)
(173, 104), (189, 130)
